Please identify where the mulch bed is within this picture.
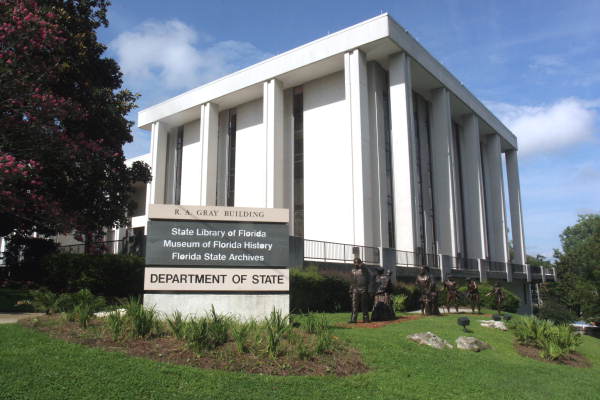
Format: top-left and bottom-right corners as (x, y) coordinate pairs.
(19, 315), (368, 377)
(337, 314), (424, 329)
(514, 342), (592, 368)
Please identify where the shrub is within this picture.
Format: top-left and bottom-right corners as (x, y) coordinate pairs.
(106, 310), (126, 340)
(315, 330), (334, 354)
(536, 300), (577, 324)
(183, 307), (230, 353)
(393, 294), (408, 313)
(166, 311), (186, 340)
(231, 321), (252, 353)
(41, 253), (144, 298)
(3, 237), (59, 283)
(290, 266), (351, 313)
(184, 317), (211, 352)
(264, 309), (290, 357)
(124, 297), (160, 338)
(509, 316), (582, 360)
(302, 313), (329, 334)
(29, 288), (58, 314)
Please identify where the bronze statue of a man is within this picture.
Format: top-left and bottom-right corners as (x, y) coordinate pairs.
(349, 257), (371, 323)
(415, 266), (439, 315)
(486, 282), (505, 313)
(466, 278), (481, 313)
(443, 276), (459, 313)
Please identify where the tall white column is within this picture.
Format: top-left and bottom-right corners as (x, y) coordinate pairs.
(264, 79), (285, 208)
(145, 121), (168, 233)
(459, 114), (486, 259)
(199, 102), (219, 206)
(388, 52), (418, 252)
(345, 49), (373, 246)
(430, 87), (456, 257)
(481, 134), (510, 271)
(506, 149), (526, 265)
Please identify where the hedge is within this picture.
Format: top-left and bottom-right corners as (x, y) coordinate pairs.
(40, 253), (144, 298)
(290, 267), (351, 313)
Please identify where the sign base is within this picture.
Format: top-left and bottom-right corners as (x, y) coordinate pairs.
(144, 293), (290, 321)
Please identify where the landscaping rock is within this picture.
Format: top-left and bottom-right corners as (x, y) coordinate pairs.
(407, 332), (453, 349)
(479, 320), (508, 331)
(456, 336), (491, 352)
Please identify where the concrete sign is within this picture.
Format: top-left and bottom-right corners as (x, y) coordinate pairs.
(143, 205), (290, 320)
(145, 220), (289, 267)
(148, 204), (289, 223)
(144, 267), (289, 292)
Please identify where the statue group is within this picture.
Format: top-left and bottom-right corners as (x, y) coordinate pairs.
(349, 258), (506, 321)
(348, 258), (395, 323)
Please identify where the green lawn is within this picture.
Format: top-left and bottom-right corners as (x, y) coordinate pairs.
(1, 313), (599, 400)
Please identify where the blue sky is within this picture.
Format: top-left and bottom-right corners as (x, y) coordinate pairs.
(99, 0), (600, 258)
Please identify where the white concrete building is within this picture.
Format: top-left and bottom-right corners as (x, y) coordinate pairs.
(132, 14), (554, 311)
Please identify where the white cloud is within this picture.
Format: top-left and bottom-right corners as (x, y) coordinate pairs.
(110, 19), (271, 91)
(487, 98), (598, 156)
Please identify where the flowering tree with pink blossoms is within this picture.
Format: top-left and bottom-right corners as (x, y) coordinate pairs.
(0, 0), (150, 240)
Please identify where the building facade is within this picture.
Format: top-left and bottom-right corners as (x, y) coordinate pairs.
(132, 15), (555, 312)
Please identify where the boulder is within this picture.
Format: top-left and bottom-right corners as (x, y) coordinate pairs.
(479, 320), (508, 331)
(407, 332), (452, 349)
(455, 336), (491, 352)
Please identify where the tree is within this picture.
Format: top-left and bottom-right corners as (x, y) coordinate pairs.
(542, 214), (600, 320)
(0, 0), (150, 239)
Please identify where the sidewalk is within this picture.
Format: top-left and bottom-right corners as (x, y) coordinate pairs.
(0, 313), (43, 324)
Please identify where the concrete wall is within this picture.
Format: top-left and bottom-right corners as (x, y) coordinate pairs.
(144, 293), (289, 321)
(303, 71), (354, 244)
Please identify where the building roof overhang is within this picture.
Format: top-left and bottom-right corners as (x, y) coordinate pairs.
(137, 14), (517, 150)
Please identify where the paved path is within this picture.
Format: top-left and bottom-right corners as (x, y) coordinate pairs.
(0, 313), (44, 324)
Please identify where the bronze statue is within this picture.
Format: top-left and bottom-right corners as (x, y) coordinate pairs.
(466, 278), (481, 313)
(415, 266), (439, 315)
(443, 276), (459, 313)
(486, 282), (505, 313)
(349, 257), (371, 323)
(371, 269), (395, 321)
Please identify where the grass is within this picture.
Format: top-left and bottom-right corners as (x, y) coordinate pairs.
(1, 312), (600, 399)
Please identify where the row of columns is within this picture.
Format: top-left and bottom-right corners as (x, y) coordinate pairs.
(143, 47), (527, 281)
(145, 79), (286, 218)
(384, 51), (527, 280)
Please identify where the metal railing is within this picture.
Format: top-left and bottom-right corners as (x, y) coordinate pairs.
(488, 260), (506, 272)
(303, 239), (380, 265)
(530, 266), (542, 274)
(58, 237), (145, 257)
(511, 263), (525, 274)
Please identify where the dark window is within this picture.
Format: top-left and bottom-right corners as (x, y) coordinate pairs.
(382, 79), (395, 248)
(226, 111), (237, 207)
(174, 127), (183, 205)
(293, 86), (304, 237)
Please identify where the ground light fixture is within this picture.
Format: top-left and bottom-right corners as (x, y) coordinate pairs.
(503, 314), (512, 322)
(492, 314), (502, 321)
(458, 317), (470, 332)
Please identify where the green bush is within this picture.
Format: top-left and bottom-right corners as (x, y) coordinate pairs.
(183, 307), (230, 353)
(29, 288), (59, 314)
(41, 253), (144, 298)
(536, 300), (577, 324)
(106, 310), (126, 340)
(166, 311), (186, 340)
(264, 309), (290, 357)
(231, 321), (252, 353)
(124, 297), (160, 338)
(393, 294), (408, 313)
(302, 312), (329, 334)
(508, 316), (582, 360)
(290, 266), (351, 313)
